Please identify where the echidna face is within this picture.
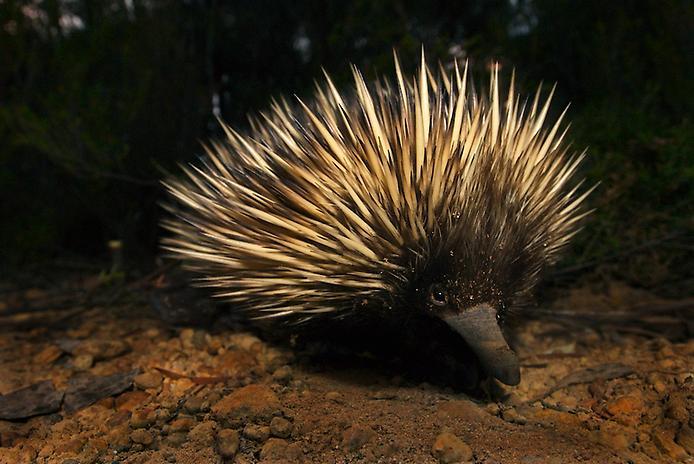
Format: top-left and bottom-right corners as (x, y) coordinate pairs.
(417, 278), (520, 386)
(162, 53), (591, 387)
(399, 248), (521, 385)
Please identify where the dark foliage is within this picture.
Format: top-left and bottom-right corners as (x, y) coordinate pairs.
(1, 0), (692, 294)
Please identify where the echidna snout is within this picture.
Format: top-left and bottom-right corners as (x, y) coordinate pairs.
(162, 53), (591, 386)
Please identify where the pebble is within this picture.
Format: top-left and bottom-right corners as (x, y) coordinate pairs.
(129, 408), (156, 428)
(54, 437), (85, 454)
(272, 366), (293, 384)
(164, 432), (188, 448)
(211, 384), (281, 423)
(270, 416), (293, 438)
(169, 417), (196, 432)
(326, 391), (342, 403)
(436, 400), (487, 422)
(179, 328), (195, 350)
(188, 420), (217, 447)
(370, 390), (397, 400)
(183, 396), (206, 414)
(432, 431), (473, 463)
(656, 344), (675, 359)
(243, 424), (271, 442)
(263, 348), (291, 372)
(228, 333), (263, 351)
(115, 391), (150, 412)
(154, 408), (172, 425)
(34, 345), (63, 365)
(130, 429), (153, 446)
(216, 428), (240, 458)
(594, 421), (635, 450)
(260, 438), (302, 461)
(604, 394), (644, 426)
(665, 392), (689, 423)
(107, 425), (131, 451)
(342, 424), (376, 452)
(501, 408), (527, 425)
(71, 354), (94, 371)
(217, 350), (258, 378)
(74, 339), (129, 361)
(134, 371), (163, 390)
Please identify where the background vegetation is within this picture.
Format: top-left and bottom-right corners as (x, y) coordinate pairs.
(1, 0), (692, 295)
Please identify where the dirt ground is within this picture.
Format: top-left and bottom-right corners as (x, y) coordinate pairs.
(0, 274), (692, 464)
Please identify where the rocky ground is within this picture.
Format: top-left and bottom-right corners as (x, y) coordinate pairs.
(0, 275), (692, 464)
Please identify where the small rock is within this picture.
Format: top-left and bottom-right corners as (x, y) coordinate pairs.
(169, 378), (196, 397)
(108, 425), (132, 451)
(211, 384), (281, 423)
(262, 348), (291, 372)
(183, 396), (206, 414)
(432, 431), (473, 464)
(653, 380), (668, 394)
(217, 428), (240, 458)
(665, 392), (689, 423)
(595, 421), (635, 450)
(370, 390), (397, 400)
(260, 438), (302, 461)
(228, 333), (263, 351)
(71, 354), (93, 371)
(54, 437), (85, 454)
(130, 429), (153, 446)
(657, 344), (675, 359)
(501, 408), (527, 425)
(192, 330), (207, 349)
(115, 391), (150, 412)
(437, 400), (487, 422)
(134, 371), (163, 390)
(272, 366), (293, 384)
(34, 345), (63, 365)
(243, 424), (271, 442)
(107, 410), (131, 428)
(154, 408), (171, 425)
(342, 424), (376, 452)
(326, 391), (342, 403)
(179, 328), (195, 349)
(270, 417), (293, 438)
(653, 428), (688, 460)
(170, 417), (196, 432)
(588, 379), (606, 399)
(217, 350), (258, 378)
(130, 408), (156, 428)
(164, 432), (188, 448)
(74, 339), (129, 361)
(188, 420), (217, 447)
(646, 372), (668, 394)
(659, 358), (676, 369)
(604, 394), (644, 426)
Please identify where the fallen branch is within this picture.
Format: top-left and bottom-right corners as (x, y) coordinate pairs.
(526, 363), (634, 404)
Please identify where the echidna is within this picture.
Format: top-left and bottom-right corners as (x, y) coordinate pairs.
(161, 53), (591, 386)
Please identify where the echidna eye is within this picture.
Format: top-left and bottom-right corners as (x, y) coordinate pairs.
(429, 284), (448, 307)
